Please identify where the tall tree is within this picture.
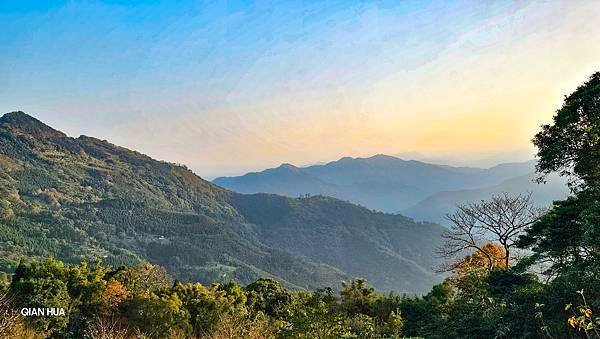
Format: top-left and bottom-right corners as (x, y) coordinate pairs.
(520, 72), (600, 274)
(518, 72), (600, 338)
(533, 72), (600, 189)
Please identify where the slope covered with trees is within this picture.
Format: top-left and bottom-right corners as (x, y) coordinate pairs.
(230, 193), (443, 292)
(0, 111), (445, 293)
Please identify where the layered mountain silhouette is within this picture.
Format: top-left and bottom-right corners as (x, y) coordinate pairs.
(214, 154), (568, 224)
(0, 111), (445, 293)
(402, 173), (568, 224)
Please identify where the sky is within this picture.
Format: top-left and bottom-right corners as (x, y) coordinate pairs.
(2, 1), (600, 178)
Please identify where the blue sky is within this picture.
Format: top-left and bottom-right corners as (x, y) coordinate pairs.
(2, 1), (600, 177)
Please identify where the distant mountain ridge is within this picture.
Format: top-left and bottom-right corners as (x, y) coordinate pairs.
(0, 111), (445, 293)
(402, 172), (569, 224)
(213, 155), (542, 213)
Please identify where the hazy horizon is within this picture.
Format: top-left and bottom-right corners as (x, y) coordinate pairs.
(3, 0), (600, 177)
(208, 150), (536, 179)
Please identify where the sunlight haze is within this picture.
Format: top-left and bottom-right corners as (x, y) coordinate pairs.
(2, 0), (600, 177)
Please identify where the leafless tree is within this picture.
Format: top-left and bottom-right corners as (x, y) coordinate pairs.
(85, 315), (130, 339)
(437, 192), (544, 271)
(0, 292), (22, 337)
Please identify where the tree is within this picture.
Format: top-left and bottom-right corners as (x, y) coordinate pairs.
(533, 72), (600, 189)
(339, 279), (379, 316)
(246, 278), (292, 319)
(10, 258), (72, 335)
(9, 259), (114, 336)
(452, 243), (507, 277)
(517, 193), (598, 276)
(400, 280), (454, 337)
(109, 263), (171, 295)
(521, 72), (600, 275)
(519, 73), (600, 333)
(0, 292), (22, 337)
(439, 192), (543, 271)
(100, 280), (130, 317)
(84, 315), (130, 339)
(125, 291), (191, 338)
(169, 281), (247, 336)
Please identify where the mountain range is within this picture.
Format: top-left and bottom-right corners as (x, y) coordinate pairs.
(0, 111), (445, 293)
(214, 154), (569, 225)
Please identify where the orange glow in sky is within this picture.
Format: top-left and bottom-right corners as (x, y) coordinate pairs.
(3, 1), (600, 177)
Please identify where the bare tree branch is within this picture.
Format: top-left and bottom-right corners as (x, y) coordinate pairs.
(438, 192), (544, 272)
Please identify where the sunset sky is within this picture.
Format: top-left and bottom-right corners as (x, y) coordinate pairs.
(2, 0), (600, 177)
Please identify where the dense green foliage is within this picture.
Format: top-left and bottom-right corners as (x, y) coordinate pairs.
(231, 193), (443, 292)
(1, 259), (406, 338)
(0, 111), (445, 293)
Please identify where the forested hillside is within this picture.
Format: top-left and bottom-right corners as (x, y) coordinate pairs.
(0, 111), (444, 293)
(230, 193), (442, 292)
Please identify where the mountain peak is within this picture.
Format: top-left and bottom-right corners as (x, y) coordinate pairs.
(366, 154), (399, 161)
(0, 111), (66, 138)
(337, 156), (354, 162)
(278, 163), (299, 170)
